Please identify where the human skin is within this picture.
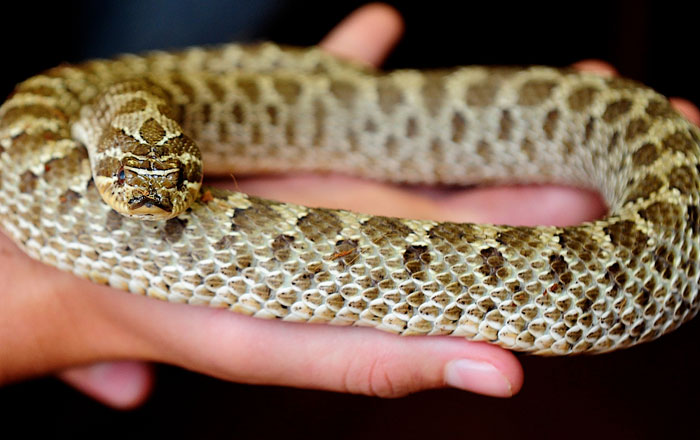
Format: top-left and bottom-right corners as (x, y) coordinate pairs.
(1, 3), (699, 409)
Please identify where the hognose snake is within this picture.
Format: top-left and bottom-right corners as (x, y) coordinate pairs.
(0, 43), (698, 355)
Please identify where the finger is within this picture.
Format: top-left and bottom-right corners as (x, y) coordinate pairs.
(319, 3), (404, 67)
(434, 184), (606, 226)
(571, 59), (619, 77)
(225, 175), (605, 226)
(670, 97), (700, 126)
(127, 297), (523, 398)
(58, 361), (153, 410)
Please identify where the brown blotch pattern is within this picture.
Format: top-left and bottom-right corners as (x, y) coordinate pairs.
(95, 156), (121, 179)
(158, 103), (179, 121)
(632, 143), (659, 166)
(16, 84), (60, 97)
(329, 80), (356, 107)
(428, 222), (485, 243)
(604, 220), (649, 255)
(668, 165), (699, 195)
(602, 99), (632, 123)
(558, 226), (604, 260)
(384, 136), (398, 156)
(430, 139), (444, 162)
(167, 135), (202, 184)
(19, 170), (38, 193)
(285, 119), (296, 145)
(639, 201), (683, 232)
(199, 104), (212, 124)
(496, 226), (547, 250)
(625, 118), (650, 141)
(236, 77), (260, 103)
(518, 80), (556, 106)
(364, 119), (377, 133)
(232, 103), (245, 124)
(43, 146), (89, 186)
(164, 217), (188, 243)
(273, 78), (302, 105)
(499, 110), (513, 140)
(451, 112), (467, 143)
(97, 129), (146, 157)
(116, 98), (147, 115)
(139, 118), (166, 144)
(0, 104), (68, 130)
(251, 123), (262, 145)
(266, 105), (278, 125)
(477, 140), (491, 160)
(406, 118), (418, 138)
(312, 100), (326, 146)
(169, 75), (195, 101)
(543, 109), (559, 140)
(568, 86), (598, 112)
(421, 72), (448, 116)
(624, 174), (664, 204)
(646, 99), (677, 119)
(297, 208), (343, 242)
(104, 209), (123, 232)
(466, 79), (499, 107)
(662, 131), (697, 156)
(206, 79), (225, 100)
(607, 77), (645, 91)
(520, 138), (537, 161)
(231, 196), (283, 234)
(377, 79), (403, 114)
(361, 216), (414, 244)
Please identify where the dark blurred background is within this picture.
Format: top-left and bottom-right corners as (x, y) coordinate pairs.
(1, 1), (698, 438)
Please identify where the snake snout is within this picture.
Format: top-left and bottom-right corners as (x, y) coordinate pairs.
(128, 194), (173, 213)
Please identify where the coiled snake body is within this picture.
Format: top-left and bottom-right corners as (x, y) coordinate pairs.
(1, 43), (698, 355)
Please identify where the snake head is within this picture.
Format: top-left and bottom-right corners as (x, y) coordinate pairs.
(93, 131), (203, 220)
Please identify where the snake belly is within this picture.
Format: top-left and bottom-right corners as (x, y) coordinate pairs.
(0, 43), (698, 355)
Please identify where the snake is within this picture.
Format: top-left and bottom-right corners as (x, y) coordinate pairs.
(0, 43), (698, 356)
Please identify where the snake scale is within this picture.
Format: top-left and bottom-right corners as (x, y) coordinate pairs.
(1, 43), (698, 355)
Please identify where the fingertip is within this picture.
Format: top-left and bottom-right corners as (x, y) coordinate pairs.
(489, 346), (525, 395)
(360, 2), (405, 28)
(572, 59), (618, 77)
(442, 341), (524, 397)
(59, 361), (154, 410)
(320, 2), (404, 66)
(670, 97), (700, 126)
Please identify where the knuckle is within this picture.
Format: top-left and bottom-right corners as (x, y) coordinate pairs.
(342, 354), (417, 398)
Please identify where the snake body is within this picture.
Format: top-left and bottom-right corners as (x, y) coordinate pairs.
(1, 43), (698, 355)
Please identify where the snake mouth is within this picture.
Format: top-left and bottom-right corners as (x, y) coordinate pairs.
(127, 195), (173, 214)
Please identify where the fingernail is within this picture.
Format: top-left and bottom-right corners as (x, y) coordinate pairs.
(444, 359), (512, 397)
(87, 362), (149, 407)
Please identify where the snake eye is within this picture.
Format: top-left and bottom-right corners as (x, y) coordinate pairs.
(117, 167), (126, 185)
